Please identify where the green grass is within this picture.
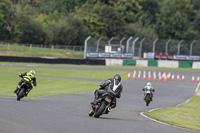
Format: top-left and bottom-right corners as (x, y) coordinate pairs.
(0, 65), (128, 97)
(0, 44), (84, 58)
(146, 95), (200, 131)
(1, 62), (200, 71)
(0, 75), (99, 97)
(0, 67), (128, 81)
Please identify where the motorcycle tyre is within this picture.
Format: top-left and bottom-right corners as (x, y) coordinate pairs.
(17, 88), (25, 101)
(94, 101), (107, 118)
(145, 95), (151, 106)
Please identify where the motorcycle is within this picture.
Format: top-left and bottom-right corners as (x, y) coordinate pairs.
(143, 86), (154, 106)
(16, 82), (30, 101)
(89, 92), (115, 118)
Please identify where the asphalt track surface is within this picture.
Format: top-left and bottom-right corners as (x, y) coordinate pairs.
(0, 65), (199, 133)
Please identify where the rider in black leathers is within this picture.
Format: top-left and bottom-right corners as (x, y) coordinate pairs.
(91, 74), (123, 108)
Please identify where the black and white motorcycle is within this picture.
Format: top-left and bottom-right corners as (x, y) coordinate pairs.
(143, 86), (154, 106)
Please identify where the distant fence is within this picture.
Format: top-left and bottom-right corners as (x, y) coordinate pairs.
(84, 36), (200, 59)
(0, 43), (84, 53)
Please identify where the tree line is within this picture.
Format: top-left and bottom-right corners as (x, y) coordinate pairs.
(0, 0), (200, 46)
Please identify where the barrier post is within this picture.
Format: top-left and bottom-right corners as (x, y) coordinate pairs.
(7, 43), (10, 50)
(51, 45), (54, 52)
(30, 44), (32, 51)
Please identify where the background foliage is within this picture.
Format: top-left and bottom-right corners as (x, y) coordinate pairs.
(0, 0), (200, 46)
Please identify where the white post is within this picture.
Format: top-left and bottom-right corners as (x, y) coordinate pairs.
(84, 36), (91, 59)
(96, 37), (103, 52)
(189, 40), (195, 55)
(126, 36), (133, 52)
(177, 40), (183, 54)
(139, 38), (145, 58)
(108, 37), (114, 45)
(165, 39), (171, 55)
(120, 37), (126, 47)
(132, 37), (139, 56)
(152, 38), (159, 53)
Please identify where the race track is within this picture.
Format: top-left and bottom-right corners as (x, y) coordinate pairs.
(0, 65), (199, 133)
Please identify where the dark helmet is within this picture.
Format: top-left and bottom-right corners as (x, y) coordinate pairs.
(113, 74), (121, 82)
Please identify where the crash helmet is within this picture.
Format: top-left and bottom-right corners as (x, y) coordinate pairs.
(113, 74), (121, 82)
(30, 70), (35, 75)
(147, 82), (151, 86)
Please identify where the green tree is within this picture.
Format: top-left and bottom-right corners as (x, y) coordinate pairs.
(77, 3), (125, 38)
(10, 0), (42, 7)
(138, 0), (160, 26)
(0, 0), (17, 41)
(124, 22), (157, 38)
(14, 5), (46, 44)
(155, 0), (198, 40)
(45, 14), (88, 45)
(39, 0), (87, 14)
(116, 0), (143, 23)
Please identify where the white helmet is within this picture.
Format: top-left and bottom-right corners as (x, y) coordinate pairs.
(30, 70), (35, 75)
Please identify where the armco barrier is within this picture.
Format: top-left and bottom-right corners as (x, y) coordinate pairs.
(158, 60), (178, 68)
(106, 59), (123, 66)
(192, 62), (200, 69)
(0, 56), (105, 65)
(179, 61), (192, 68)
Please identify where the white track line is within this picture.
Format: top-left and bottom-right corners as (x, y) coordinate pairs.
(195, 82), (200, 93)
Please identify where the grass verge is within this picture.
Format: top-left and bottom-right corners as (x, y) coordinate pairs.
(0, 66), (127, 97)
(0, 75), (99, 97)
(146, 95), (200, 131)
(1, 62), (200, 71)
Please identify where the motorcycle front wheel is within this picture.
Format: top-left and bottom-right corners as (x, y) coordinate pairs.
(17, 88), (25, 101)
(145, 95), (151, 106)
(94, 101), (107, 118)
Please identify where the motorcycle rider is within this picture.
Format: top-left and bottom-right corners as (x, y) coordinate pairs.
(91, 74), (123, 108)
(142, 82), (155, 101)
(14, 70), (37, 96)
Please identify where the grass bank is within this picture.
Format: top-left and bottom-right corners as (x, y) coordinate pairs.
(146, 94), (200, 131)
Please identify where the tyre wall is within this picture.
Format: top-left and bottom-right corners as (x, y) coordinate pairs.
(0, 56), (105, 65)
